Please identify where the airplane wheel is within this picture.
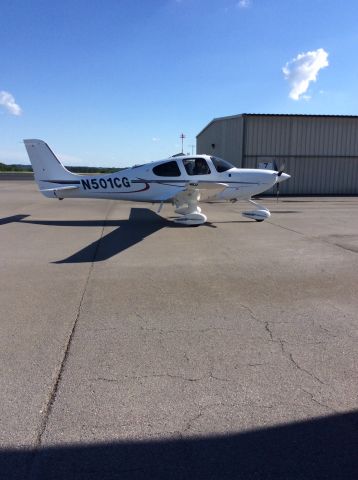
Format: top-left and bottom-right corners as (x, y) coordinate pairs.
(173, 212), (207, 226)
(255, 219), (265, 222)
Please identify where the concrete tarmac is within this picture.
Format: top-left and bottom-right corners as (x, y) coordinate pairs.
(0, 180), (357, 479)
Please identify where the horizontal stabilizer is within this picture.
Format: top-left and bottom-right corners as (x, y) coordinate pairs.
(40, 185), (79, 193)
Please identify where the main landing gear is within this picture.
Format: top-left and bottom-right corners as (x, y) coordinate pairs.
(241, 199), (271, 222)
(173, 189), (207, 226)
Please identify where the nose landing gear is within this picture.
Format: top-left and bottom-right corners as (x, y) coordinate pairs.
(242, 199), (271, 222)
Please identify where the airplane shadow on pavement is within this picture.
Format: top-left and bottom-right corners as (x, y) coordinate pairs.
(16, 208), (188, 263)
(1, 410), (357, 480)
(0, 214), (30, 225)
(6, 208), (264, 263)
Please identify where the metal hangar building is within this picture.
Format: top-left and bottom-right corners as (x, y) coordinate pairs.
(196, 114), (358, 195)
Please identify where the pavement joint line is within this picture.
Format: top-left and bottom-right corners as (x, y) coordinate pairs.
(268, 220), (358, 255)
(317, 238), (358, 255)
(27, 200), (113, 477)
(266, 220), (305, 236)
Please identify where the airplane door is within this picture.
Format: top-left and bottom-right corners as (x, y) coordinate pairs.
(182, 158), (211, 176)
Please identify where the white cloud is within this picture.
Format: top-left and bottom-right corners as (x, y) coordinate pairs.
(0, 90), (22, 116)
(282, 48), (329, 100)
(152, 137), (160, 142)
(237, 0), (251, 8)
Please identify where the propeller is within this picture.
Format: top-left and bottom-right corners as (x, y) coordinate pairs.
(274, 160), (286, 176)
(274, 161), (286, 201)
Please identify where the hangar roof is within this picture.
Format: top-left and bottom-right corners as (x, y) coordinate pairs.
(197, 113), (358, 137)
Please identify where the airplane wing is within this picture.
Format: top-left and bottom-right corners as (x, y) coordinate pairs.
(186, 181), (229, 201)
(174, 181), (229, 202)
(153, 181), (229, 202)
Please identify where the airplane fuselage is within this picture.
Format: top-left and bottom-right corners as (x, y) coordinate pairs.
(43, 155), (283, 202)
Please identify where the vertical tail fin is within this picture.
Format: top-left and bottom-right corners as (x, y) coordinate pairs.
(24, 139), (78, 192)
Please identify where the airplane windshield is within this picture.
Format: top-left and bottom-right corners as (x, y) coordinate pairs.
(211, 156), (234, 172)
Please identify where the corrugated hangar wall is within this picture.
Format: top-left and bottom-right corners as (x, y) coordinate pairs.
(196, 114), (358, 195)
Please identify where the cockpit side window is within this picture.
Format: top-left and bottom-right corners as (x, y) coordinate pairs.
(152, 161), (181, 177)
(183, 158), (211, 175)
(211, 156), (234, 172)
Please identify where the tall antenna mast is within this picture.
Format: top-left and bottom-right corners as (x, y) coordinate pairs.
(180, 133), (186, 153)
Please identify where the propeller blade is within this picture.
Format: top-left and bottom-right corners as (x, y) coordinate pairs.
(277, 162), (286, 176)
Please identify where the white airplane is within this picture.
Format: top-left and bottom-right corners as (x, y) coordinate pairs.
(24, 139), (290, 225)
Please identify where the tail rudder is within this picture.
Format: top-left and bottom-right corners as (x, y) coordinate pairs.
(24, 139), (78, 194)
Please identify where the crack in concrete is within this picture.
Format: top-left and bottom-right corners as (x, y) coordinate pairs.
(93, 374), (202, 383)
(264, 321), (274, 341)
(91, 371), (230, 384)
(287, 352), (325, 385)
(183, 411), (204, 433)
(182, 402), (226, 433)
(28, 202), (113, 478)
(208, 371), (230, 382)
(300, 388), (336, 413)
(138, 325), (241, 335)
(134, 373), (201, 382)
(275, 336), (325, 386)
(135, 312), (147, 324)
(239, 302), (326, 386)
(317, 323), (338, 337)
(182, 401), (279, 433)
(238, 303), (276, 344)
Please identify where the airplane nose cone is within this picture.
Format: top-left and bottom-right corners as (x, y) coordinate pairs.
(277, 173), (291, 183)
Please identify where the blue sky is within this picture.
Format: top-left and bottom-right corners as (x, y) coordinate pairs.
(1, 0), (358, 167)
